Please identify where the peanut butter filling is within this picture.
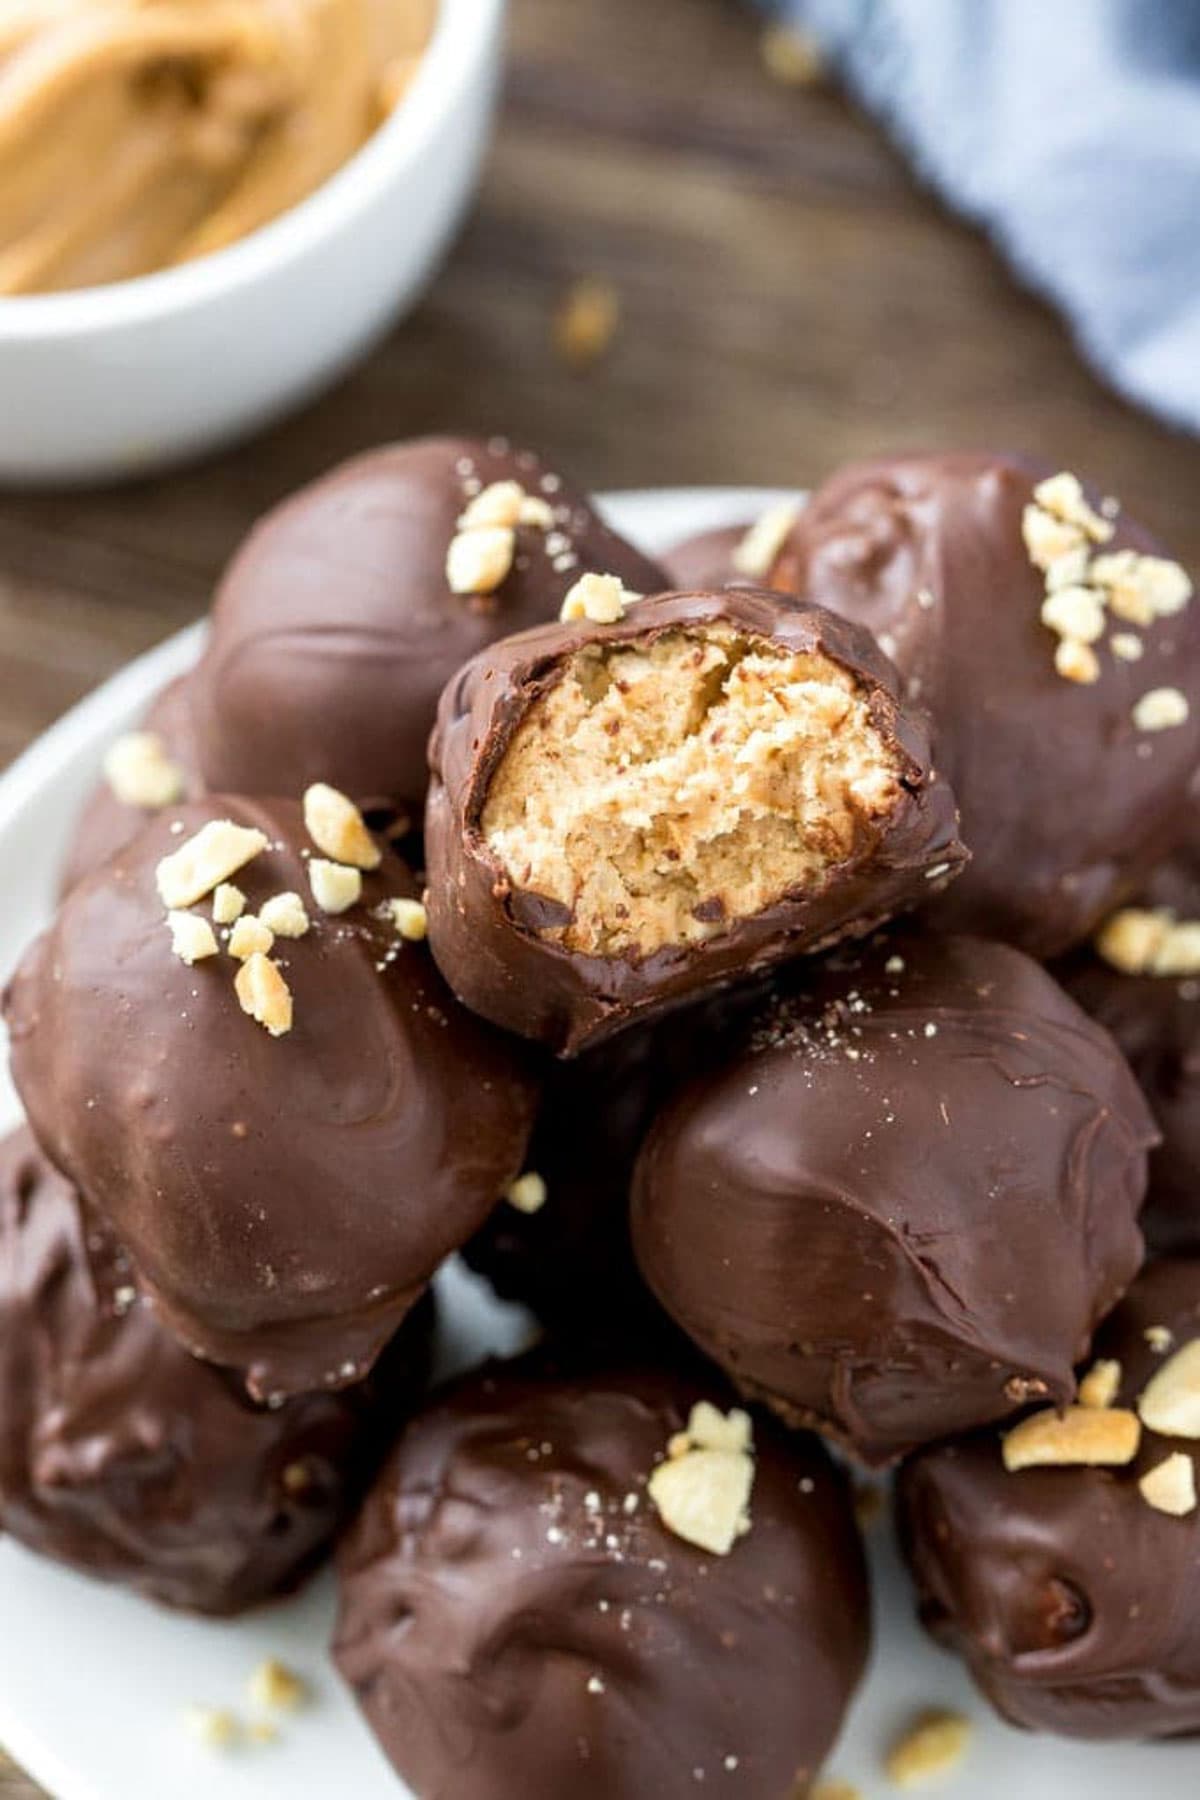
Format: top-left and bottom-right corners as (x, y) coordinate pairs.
(482, 627), (904, 959)
(0, 0), (436, 294)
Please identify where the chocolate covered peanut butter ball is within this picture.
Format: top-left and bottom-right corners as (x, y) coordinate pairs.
(631, 933), (1154, 1466)
(188, 437), (666, 823)
(5, 794), (538, 1401)
(1061, 831), (1200, 1253)
(0, 1128), (433, 1615)
(898, 1256), (1200, 1740)
(426, 585), (966, 1055)
(670, 457), (1200, 955)
(334, 1357), (869, 1799)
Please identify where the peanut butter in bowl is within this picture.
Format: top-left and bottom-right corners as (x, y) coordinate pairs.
(0, 0), (438, 295)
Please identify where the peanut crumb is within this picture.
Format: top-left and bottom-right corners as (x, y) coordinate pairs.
(234, 954), (293, 1038)
(458, 480), (527, 531)
(1022, 504), (1086, 572)
(212, 882), (246, 926)
(1054, 638), (1100, 685)
(303, 783), (381, 870)
(1044, 545), (1092, 591)
(247, 1658), (308, 1713)
(506, 1171), (548, 1215)
(647, 1404), (755, 1555)
(1078, 1359), (1122, 1410)
(1110, 631), (1144, 662)
(885, 1711), (973, 1789)
(1146, 1325), (1175, 1354)
(183, 1706), (240, 1749)
(156, 819), (268, 909)
(103, 731), (184, 809)
(684, 1401), (753, 1455)
(384, 897), (428, 941)
(446, 524), (516, 596)
(309, 859), (362, 915)
(258, 891), (310, 939)
(1132, 687), (1190, 732)
(1092, 550), (1193, 623)
(1002, 1404), (1141, 1471)
(559, 571), (641, 624)
(166, 910), (219, 966)
(760, 22), (825, 85)
(1139, 1451), (1197, 1517)
(1137, 1338), (1200, 1438)
(732, 501), (801, 579)
(555, 277), (620, 370)
(228, 914), (274, 960)
(1095, 907), (1200, 978)
(1033, 472), (1114, 543)
(1041, 585), (1106, 644)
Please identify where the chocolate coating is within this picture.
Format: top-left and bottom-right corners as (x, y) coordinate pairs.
(4, 796), (539, 1400)
(898, 1256), (1200, 1740)
(60, 676), (204, 894)
(662, 523), (747, 592)
(461, 1025), (663, 1331)
(333, 1356), (870, 1798)
(1061, 836), (1200, 1254)
(682, 455), (1200, 955)
(0, 1128), (433, 1615)
(631, 932), (1154, 1466)
(425, 587), (966, 1056)
(188, 437), (666, 821)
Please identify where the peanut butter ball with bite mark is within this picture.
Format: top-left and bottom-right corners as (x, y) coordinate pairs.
(187, 436), (667, 826)
(631, 932), (1155, 1467)
(425, 585), (966, 1055)
(4, 793), (539, 1402)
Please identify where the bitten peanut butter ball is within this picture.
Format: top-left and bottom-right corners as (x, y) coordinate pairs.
(187, 437), (667, 824)
(669, 458), (1200, 956)
(0, 1128), (434, 1616)
(425, 584), (966, 1055)
(898, 1256), (1200, 1740)
(334, 1356), (870, 1800)
(60, 676), (204, 894)
(1061, 829), (1200, 1254)
(4, 794), (539, 1401)
(631, 933), (1155, 1467)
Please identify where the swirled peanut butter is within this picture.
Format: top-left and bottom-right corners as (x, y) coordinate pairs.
(0, 0), (437, 294)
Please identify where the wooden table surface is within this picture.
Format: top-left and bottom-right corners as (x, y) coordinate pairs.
(3, 0), (1199, 1792)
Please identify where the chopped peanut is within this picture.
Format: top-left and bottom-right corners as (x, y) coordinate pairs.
(303, 784), (381, 870)
(166, 910), (218, 965)
(885, 1711), (973, 1789)
(103, 732), (184, 809)
(234, 954), (293, 1038)
(1002, 1404), (1141, 1471)
(309, 859), (362, 915)
(156, 820), (268, 909)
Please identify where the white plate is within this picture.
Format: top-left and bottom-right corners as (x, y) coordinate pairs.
(0, 489), (1193, 1800)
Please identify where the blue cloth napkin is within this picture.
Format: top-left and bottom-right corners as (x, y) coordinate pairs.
(765, 0), (1200, 435)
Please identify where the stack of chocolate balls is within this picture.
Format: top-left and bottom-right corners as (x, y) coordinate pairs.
(4, 435), (1200, 1795)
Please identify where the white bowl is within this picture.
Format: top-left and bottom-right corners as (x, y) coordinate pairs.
(0, 0), (506, 486)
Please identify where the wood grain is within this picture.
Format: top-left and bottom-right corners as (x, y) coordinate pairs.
(2, 0), (1198, 1790)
